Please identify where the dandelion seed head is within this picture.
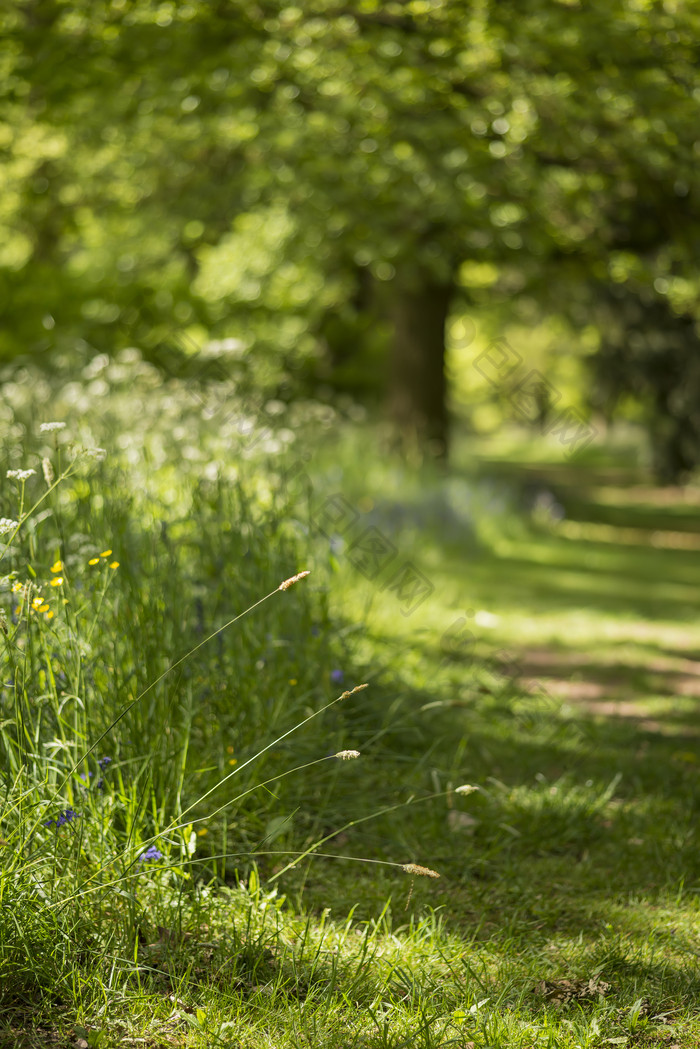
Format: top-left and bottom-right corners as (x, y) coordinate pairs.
(335, 750), (361, 760)
(39, 422), (66, 433)
(278, 570), (311, 591)
(401, 863), (440, 879)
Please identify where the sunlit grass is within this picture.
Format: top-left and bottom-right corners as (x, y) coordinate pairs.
(2, 358), (700, 1047)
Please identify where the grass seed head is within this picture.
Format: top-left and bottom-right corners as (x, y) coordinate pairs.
(339, 683), (369, 700)
(278, 570), (311, 591)
(401, 863), (440, 879)
(335, 750), (361, 760)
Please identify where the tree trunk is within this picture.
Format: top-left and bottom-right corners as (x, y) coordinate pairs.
(387, 269), (453, 460)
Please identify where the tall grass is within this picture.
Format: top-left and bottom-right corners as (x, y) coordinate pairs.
(0, 356), (460, 1016)
(0, 360), (351, 1005)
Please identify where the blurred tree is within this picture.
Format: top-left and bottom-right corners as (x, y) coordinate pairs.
(1, 0), (699, 465)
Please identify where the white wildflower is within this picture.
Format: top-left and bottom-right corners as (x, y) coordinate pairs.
(455, 784), (478, 796)
(6, 469), (36, 481)
(0, 519), (19, 536)
(39, 422), (66, 433)
(335, 750), (361, 760)
(84, 447), (107, 461)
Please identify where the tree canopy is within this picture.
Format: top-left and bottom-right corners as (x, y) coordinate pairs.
(2, 0), (699, 472)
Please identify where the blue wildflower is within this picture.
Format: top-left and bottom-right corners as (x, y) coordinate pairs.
(98, 756), (112, 769)
(330, 668), (344, 683)
(45, 807), (79, 828)
(139, 845), (164, 863)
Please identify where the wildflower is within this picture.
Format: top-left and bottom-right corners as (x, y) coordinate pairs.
(109, 561), (119, 569)
(39, 422), (66, 433)
(0, 519), (19, 536)
(42, 458), (54, 486)
(50, 577), (63, 587)
(335, 750), (360, 760)
(197, 828), (208, 837)
(455, 784), (478, 796)
(44, 807), (79, 828)
(330, 669), (344, 683)
(401, 863), (440, 879)
(98, 756), (112, 769)
(38, 604), (49, 613)
(6, 469), (36, 481)
(11, 582), (23, 594)
(85, 447), (106, 460)
(88, 558), (99, 565)
(139, 845), (164, 863)
(45, 611), (54, 620)
(50, 561), (63, 573)
(32, 597), (43, 608)
(278, 570), (310, 591)
(289, 678), (297, 685)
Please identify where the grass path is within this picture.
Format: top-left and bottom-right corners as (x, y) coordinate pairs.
(289, 434), (700, 1047)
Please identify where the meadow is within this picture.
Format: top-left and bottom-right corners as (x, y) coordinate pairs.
(1, 353), (700, 1048)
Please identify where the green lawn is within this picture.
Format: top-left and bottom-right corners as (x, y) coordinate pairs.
(2, 373), (700, 1048)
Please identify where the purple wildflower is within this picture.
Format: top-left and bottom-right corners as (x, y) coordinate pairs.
(330, 669), (344, 683)
(98, 756), (112, 769)
(45, 807), (79, 828)
(139, 845), (164, 863)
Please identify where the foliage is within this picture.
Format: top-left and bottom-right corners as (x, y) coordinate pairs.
(2, 1), (700, 462)
(2, 368), (700, 1045)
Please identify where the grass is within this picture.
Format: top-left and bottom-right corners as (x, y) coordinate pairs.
(1, 356), (700, 1047)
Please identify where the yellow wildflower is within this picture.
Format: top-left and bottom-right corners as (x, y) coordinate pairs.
(100, 549), (112, 558)
(109, 561), (119, 569)
(88, 558), (99, 565)
(50, 577), (63, 587)
(50, 561), (63, 573)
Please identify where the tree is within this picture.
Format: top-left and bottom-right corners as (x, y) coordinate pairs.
(2, 0), (700, 465)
